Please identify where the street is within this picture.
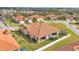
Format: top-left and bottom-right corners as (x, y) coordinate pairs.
(52, 20), (79, 36)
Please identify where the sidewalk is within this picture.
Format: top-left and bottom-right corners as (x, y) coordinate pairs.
(35, 34), (71, 51)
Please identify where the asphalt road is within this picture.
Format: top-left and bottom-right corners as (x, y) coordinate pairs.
(52, 20), (79, 36)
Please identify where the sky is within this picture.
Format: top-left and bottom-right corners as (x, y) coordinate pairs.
(0, 0), (79, 7)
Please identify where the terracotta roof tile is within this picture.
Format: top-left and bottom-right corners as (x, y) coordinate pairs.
(16, 15), (25, 21)
(56, 41), (79, 51)
(0, 30), (20, 51)
(30, 15), (45, 19)
(73, 45), (79, 51)
(27, 23), (59, 39)
(46, 14), (57, 17)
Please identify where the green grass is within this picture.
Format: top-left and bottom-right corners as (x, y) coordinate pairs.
(11, 30), (55, 51)
(11, 31), (34, 51)
(0, 23), (6, 27)
(4, 18), (20, 27)
(44, 23), (79, 51)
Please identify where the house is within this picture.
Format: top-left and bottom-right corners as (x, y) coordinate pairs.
(29, 15), (45, 22)
(20, 22), (59, 42)
(0, 30), (20, 51)
(46, 14), (58, 20)
(73, 45), (79, 51)
(66, 14), (77, 22)
(13, 15), (27, 24)
(56, 41), (79, 51)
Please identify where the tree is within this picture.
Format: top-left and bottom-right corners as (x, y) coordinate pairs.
(59, 30), (67, 37)
(32, 18), (37, 23)
(58, 16), (66, 20)
(68, 12), (73, 15)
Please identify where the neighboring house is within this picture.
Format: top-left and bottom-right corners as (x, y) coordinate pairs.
(66, 15), (76, 21)
(20, 22), (59, 42)
(73, 45), (79, 51)
(46, 14), (58, 20)
(0, 30), (20, 51)
(13, 15), (27, 24)
(29, 15), (45, 22)
(56, 41), (79, 51)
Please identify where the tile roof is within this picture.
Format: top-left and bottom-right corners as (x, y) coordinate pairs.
(0, 30), (20, 51)
(46, 14), (57, 17)
(56, 41), (79, 51)
(27, 22), (59, 39)
(16, 15), (25, 21)
(30, 15), (45, 19)
(73, 45), (79, 51)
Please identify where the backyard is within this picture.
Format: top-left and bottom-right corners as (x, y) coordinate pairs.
(11, 30), (57, 51)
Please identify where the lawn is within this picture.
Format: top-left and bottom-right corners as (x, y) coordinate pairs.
(4, 18), (20, 27)
(11, 30), (55, 51)
(44, 23), (79, 51)
(0, 22), (6, 28)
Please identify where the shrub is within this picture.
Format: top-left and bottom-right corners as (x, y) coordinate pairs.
(32, 18), (37, 22)
(59, 30), (67, 37)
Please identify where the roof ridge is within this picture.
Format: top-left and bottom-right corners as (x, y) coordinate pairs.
(37, 22), (42, 39)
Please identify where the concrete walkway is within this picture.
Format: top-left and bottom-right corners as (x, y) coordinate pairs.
(35, 34), (71, 51)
